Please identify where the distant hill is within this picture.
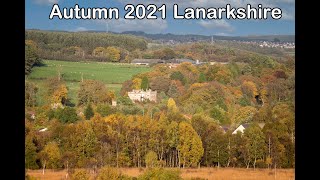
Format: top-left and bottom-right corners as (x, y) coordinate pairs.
(119, 31), (295, 43)
(26, 29), (294, 43)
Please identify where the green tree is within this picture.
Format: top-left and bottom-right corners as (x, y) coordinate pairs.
(96, 104), (113, 117)
(198, 72), (207, 83)
(138, 168), (182, 180)
(55, 107), (78, 123)
(243, 124), (266, 169)
(85, 103), (94, 120)
(25, 134), (38, 169)
(141, 76), (149, 90)
(170, 71), (186, 85)
(145, 151), (158, 168)
(167, 81), (179, 98)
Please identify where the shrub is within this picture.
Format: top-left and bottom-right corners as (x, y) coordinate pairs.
(71, 169), (90, 180)
(97, 166), (132, 180)
(255, 159), (267, 168)
(97, 167), (120, 180)
(138, 168), (182, 180)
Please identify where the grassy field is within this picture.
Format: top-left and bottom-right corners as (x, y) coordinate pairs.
(26, 168), (295, 180)
(27, 60), (151, 105)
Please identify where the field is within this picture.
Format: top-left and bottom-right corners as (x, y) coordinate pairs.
(26, 168), (295, 180)
(27, 60), (151, 105)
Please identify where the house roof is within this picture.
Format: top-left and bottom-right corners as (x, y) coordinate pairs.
(258, 123), (266, 129)
(220, 125), (230, 133)
(168, 58), (196, 64)
(242, 123), (251, 129)
(131, 59), (164, 64)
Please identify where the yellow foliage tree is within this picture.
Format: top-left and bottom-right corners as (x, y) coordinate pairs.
(106, 46), (121, 62)
(167, 98), (178, 112)
(232, 106), (257, 125)
(51, 84), (68, 105)
(132, 78), (142, 90)
(92, 47), (106, 57)
(241, 80), (259, 98)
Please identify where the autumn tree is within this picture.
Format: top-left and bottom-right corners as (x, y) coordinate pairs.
(25, 43), (42, 75)
(51, 84), (68, 105)
(167, 98), (178, 113)
(25, 134), (38, 169)
(243, 124), (266, 169)
(178, 122), (204, 168)
(132, 78), (142, 90)
(145, 151), (158, 168)
(25, 81), (38, 107)
(120, 80), (133, 96)
(106, 46), (121, 62)
(39, 142), (61, 174)
(149, 76), (171, 93)
(78, 80), (111, 106)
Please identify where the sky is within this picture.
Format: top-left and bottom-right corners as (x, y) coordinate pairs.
(26, 0), (295, 36)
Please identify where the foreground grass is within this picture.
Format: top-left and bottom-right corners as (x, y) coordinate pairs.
(27, 60), (151, 105)
(26, 168), (294, 180)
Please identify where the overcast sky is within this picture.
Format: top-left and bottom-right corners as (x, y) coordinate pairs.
(26, 0), (295, 36)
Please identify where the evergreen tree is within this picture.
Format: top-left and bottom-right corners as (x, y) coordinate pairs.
(85, 103), (94, 120)
(141, 76), (149, 90)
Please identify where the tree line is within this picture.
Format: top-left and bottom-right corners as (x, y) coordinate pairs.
(25, 52), (294, 172)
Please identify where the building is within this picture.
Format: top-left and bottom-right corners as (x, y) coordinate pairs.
(131, 59), (164, 65)
(128, 89), (157, 102)
(112, 99), (117, 107)
(232, 123), (265, 135)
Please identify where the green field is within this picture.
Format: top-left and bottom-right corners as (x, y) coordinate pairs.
(27, 60), (151, 105)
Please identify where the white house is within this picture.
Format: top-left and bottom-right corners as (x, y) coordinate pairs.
(232, 123), (251, 134)
(128, 89), (157, 102)
(232, 123), (265, 135)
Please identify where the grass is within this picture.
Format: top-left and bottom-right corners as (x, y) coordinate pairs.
(26, 168), (295, 180)
(27, 60), (151, 105)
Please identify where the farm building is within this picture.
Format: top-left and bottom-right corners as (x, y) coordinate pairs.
(128, 89), (157, 102)
(131, 59), (165, 65)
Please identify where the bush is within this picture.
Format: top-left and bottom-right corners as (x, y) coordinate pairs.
(255, 159), (267, 168)
(96, 104), (113, 117)
(71, 169), (90, 180)
(84, 103), (94, 120)
(145, 151), (158, 168)
(55, 107), (79, 123)
(97, 166), (132, 180)
(97, 167), (120, 180)
(138, 168), (182, 180)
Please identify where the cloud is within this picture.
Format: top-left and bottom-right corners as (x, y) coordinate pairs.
(33, 0), (59, 5)
(75, 27), (88, 32)
(97, 18), (168, 33)
(281, 11), (294, 21)
(214, 32), (232, 36)
(198, 20), (234, 32)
